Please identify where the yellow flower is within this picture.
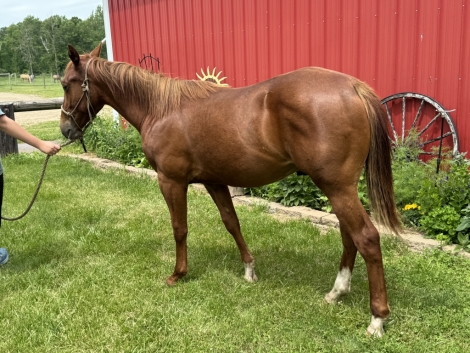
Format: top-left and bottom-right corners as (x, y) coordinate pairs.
(403, 203), (419, 211)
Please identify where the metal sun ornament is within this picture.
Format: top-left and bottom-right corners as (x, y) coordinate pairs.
(196, 67), (229, 86)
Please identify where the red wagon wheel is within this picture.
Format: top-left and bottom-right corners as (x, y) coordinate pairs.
(381, 92), (459, 157)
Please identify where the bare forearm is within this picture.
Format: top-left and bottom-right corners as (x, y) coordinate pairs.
(0, 115), (61, 155)
(0, 116), (43, 149)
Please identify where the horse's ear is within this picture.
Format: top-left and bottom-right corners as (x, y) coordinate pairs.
(90, 42), (102, 58)
(68, 45), (80, 66)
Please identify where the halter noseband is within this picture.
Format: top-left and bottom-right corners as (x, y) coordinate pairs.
(60, 58), (97, 136)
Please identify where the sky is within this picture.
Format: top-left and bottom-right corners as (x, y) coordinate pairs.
(1, 0), (103, 28)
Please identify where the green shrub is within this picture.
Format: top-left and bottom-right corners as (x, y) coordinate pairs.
(247, 174), (332, 212)
(246, 171), (371, 214)
(417, 154), (470, 214)
(419, 205), (461, 241)
(84, 117), (150, 168)
(391, 129), (427, 210)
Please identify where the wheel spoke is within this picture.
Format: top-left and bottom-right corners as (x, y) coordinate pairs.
(422, 131), (453, 145)
(384, 103), (398, 141)
(411, 99), (425, 129)
(401, 97), (406, 140)
(418, 112), (441, 136)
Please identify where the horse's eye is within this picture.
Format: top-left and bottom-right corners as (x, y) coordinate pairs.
(62, 85), (68, 91)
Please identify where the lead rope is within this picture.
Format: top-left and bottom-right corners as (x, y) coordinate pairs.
(1, 140), (75, 221)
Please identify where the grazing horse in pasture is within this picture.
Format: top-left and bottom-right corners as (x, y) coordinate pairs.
(53, 74), (61, 83)
(60, 43), (401, 337)
(20, 74), (31, 83)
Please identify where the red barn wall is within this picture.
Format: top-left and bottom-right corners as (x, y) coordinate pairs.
(105, 0), (470, 154)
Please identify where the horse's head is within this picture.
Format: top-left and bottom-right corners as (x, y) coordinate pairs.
(60, 43), (105, 141)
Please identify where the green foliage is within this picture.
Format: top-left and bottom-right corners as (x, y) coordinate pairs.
(248, 172), (369, 214)
(414, 154), (470, 243)
(391, 129), (427, 208)
(248, 174), (332, 212)
(419, 206), (461, 240)
(418, 154), (470, 214)
(84, 117), (149, 168)
(457, 204), (470, 233)
(0, 6), (105, 76)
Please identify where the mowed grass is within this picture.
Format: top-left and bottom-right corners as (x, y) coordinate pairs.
(0, 152), (469, 352)
(0, 75), (63, 98)
(22, 120), (65, 141)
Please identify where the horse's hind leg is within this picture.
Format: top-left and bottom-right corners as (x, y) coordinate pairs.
(322, 187), (389, 337)
(324, 224), (357, 304)
(204, 184), (257, 282)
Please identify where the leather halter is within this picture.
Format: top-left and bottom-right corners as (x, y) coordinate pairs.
(60, 58), (97, 136)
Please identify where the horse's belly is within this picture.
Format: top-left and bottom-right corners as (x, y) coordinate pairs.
(193, 158), (297, 187)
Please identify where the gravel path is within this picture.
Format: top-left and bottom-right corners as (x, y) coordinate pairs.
(0, 92), (61, 126)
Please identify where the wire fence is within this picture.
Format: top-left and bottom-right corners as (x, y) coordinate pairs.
(0, 73), (62, 89)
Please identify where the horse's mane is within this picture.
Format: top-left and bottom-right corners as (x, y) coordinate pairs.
(67, 55), (222, 119)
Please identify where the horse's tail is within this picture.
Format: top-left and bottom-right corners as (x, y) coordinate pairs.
(353, 80), (402, 235)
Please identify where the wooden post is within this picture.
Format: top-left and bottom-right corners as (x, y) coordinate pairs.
(0, 104), (19, 156)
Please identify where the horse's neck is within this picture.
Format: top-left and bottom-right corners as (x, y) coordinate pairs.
(100, 78), (150, 131)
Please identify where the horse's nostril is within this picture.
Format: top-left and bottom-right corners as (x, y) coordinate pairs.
(61, 128), (71, 139)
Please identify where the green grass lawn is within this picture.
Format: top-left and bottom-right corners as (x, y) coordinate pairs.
(21, 120), (65, 142)
(0, 75), (63, 98)
(0, 152), (469, 352)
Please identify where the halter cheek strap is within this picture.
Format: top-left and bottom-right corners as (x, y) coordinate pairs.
(60, 58), (97, 135)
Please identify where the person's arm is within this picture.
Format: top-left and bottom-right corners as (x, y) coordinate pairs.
(0, 114), (61, 155)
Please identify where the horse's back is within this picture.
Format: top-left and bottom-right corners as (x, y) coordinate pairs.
(163, 67), (371, 186)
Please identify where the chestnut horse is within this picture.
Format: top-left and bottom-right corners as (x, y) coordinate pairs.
(60, 43), (401, 337)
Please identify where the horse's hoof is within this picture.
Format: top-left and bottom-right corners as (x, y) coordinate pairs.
(366, 316), (385, 338)
(324, 290), (341, 304)
(165, 275), (179, 286)
(244, 272), (258, 283)
(244, 262), (258, 283)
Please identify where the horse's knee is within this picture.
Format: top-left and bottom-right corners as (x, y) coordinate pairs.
(172, 224), (188, 242)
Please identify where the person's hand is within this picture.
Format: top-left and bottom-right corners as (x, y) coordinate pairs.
(39, 141), (61, 155)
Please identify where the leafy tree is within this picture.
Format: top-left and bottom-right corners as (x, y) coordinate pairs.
(0, 5), (106, 75)
(40, 15), (65, 75)
(17, 16), (43, 75)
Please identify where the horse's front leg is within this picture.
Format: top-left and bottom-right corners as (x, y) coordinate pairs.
(158, 174), (189, 285)
(204, 184), (257, 283)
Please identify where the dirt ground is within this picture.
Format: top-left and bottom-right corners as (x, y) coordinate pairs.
(0, 92), (61, 126)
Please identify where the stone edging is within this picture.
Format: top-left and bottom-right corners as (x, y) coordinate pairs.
(68, 153), (469, 258)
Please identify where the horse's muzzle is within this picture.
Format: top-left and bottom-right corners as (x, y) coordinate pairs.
(60, 119), (83, 141)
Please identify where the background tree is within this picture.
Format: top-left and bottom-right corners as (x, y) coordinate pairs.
(0, 5), (106, 75)
(17, 16), (43, 75)
(40, 15), (64, 76)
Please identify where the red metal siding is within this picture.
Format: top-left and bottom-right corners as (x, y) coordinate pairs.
(106, 0), (470, 154)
